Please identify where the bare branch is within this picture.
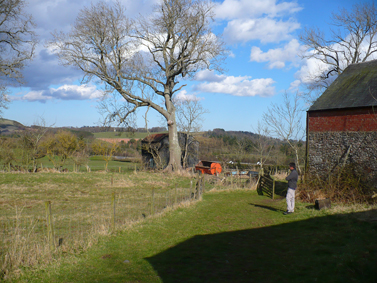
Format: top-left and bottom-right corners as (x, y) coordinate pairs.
(300, 2), (377, 98)
(49, 0), (226, 171)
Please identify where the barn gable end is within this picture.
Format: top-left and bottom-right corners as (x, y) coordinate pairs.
(306, 60), (377, 183)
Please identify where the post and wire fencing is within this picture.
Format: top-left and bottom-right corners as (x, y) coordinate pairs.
(0, 177), (204, 279)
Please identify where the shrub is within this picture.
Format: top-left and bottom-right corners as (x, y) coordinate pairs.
(299, 164), (377, 204)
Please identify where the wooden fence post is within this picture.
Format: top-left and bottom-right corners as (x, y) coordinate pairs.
(111, 192), (116, 230)
(201, 176), (205, 194)
(151, 188), (155, 215)
(272, 179), (275, 200)
(45, 201), (55, 251)
(175, 185), (178, 205)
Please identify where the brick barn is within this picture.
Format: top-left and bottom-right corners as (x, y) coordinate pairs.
(306, 60), (377, 184)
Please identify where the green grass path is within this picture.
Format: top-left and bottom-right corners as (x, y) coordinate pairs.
(19, 190), (377, 283)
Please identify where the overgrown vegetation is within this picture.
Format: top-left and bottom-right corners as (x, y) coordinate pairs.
(299, 164), (377, 204)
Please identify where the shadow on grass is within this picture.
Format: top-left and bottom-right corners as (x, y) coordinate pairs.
(146, 210), (377, 283)
(249, 203), (284, 212)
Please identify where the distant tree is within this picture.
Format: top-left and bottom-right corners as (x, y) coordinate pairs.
(262, 92), (305, 173)
(0, 137), (15, 169)
(0, 86), (9, 117)
(71, 136), (89, 172)
(0, 0), (37, 112)
(175, 97), (208, 168)
(251, 121), (272, 168)
(19, 117), (51, 172)
(300, 2), (377, 101)
(91, 140), (118, 171)
(42, 131), (78, 170)
(50, 0), (226, 171)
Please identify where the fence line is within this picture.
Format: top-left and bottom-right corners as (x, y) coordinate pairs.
(0, 176), (204, 280)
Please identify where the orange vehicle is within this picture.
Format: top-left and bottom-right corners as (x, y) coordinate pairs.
(195, 160), (222, 175)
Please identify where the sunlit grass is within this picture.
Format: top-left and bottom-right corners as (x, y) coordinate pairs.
(0, 171), (198, 280)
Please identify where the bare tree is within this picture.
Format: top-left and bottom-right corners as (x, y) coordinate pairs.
(41, 131), (79, 170)
(175, 97), (208, 167)
(50, 0), (226, 171)
(19, 117), (52, 172)
(0, 0), (37, 111)
(91, 139), (118, 171)
(0, 85), (9, 116)
(251, 121), (272, 168)
(300, 2), (377, 96)
(262, 92), (305, 173)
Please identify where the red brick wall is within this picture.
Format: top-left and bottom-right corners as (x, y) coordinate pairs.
(308, 107), (377, 132)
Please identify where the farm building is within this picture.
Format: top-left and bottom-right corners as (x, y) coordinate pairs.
(141, 133), (199, 169)
(306, 60), (377, 184)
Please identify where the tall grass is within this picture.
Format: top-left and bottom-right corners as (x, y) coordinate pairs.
(0, 171), (197, 280)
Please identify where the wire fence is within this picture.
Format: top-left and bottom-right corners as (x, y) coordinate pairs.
(0, 177), (204, 280)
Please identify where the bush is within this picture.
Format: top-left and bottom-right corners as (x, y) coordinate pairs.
(299, 164), (377, 204)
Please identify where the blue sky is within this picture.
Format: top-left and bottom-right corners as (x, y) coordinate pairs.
(3, 0), (373, 131)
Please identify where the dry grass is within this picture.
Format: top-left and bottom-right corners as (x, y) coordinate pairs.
(271, 172), (288, 180)
(0, 171), (197, 281)
(208, 175), (258, 192)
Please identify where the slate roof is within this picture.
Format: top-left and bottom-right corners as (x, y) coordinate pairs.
(142, 133), (168, 143)
(309, 59), (377, 111)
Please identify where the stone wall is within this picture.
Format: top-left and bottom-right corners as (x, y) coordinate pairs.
(308, 131), (377, 182)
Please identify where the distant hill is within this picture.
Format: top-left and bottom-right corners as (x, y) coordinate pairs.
(0, 118), (26, 135)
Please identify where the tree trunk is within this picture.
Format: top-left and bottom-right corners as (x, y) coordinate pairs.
(167, 114), (182, 172)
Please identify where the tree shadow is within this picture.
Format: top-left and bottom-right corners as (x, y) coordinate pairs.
(249, 203), (284, 212)
(146, 210), (377, 283)
(305, 205), (316, 209)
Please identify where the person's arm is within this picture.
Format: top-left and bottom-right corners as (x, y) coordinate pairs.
(286, 171), (293, 181)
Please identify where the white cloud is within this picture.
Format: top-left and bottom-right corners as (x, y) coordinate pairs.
(174, 90), (202, 102)
(194, 70), (275, 97)
(215, 0), (302, 20)
(250, 39), (305, 68)
(289, 79), (301, 90)
(18, 84), (102, 102)
(216, 0), (302, 44)
(224, 18), (300, 44)
(195, 69), (227, 82)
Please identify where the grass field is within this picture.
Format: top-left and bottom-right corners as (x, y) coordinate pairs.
(0, 171), (199, 280)
(21, 156), (139, 173)
(9, 185), (377, 283)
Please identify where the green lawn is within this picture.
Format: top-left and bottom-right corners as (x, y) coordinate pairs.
(14, 189), (377, 283)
